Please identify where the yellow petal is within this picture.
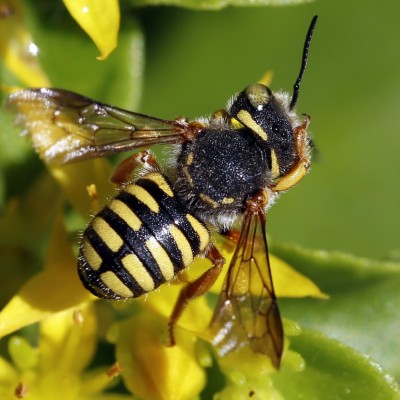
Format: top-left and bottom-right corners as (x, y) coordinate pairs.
(215, 347), (283, 400)
(0, 357), (21, 398)
(0, 356), (18, 381)
(50, 159), (115, 218)
(141, 286), (213, 343)
(39, 302), (97, 374)
(8, 336), (39, 371)
(0, 214), (93, 338)
(63, 0), (120, 60)
(0, 0), (50, 86)
(116, 313), (206, 400)
(280, 346), (306, 373)
(270, 254), (329, 299)
(82, 363), (122, 396)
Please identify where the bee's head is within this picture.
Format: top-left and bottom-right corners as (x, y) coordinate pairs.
(227, 16), (318, 176)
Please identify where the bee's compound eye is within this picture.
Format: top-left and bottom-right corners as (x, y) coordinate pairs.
(245, 83), (272, 110)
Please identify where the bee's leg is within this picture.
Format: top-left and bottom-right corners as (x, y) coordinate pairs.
(273, 116), (311, 193)
(219, 228), (241, 243)
(111, 150), (161, 186)
(168, 245), (225, 346)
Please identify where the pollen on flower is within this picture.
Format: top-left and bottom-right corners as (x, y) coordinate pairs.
(107, 361), (123, 379)
(73, 309), (84, 326)
(86, 183), (98, 201)
(14, 382), (29, 399)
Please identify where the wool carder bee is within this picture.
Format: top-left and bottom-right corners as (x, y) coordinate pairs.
(6, 16), (318, 369)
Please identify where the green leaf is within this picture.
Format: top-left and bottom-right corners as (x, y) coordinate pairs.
(273, 329), (400, 400)
(129, 0), (313, 11)
(0, 107), (31, 166)
(271, 241), (400, 381)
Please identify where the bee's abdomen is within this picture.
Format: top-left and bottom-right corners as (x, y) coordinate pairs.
(78, 172), (209, 300)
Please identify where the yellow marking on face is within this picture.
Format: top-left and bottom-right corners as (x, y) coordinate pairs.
(92, 217), (123, 252)
(186, 214), (210, 252)
(221, 197), (234, 205)
(125, 185), (159, 213)
(270, 149), (280, 179)
(186, 152), (194, 166)
(145, 172), (174, 197)
(230, 117), (245, 130)
(121, 254), (155, 292)
(82, 238), (102, 270)
(199, 193), (218, 208)
(237, 109), (268, 141)
(169, 225), (194, 267)
(182, 166), (194, 187)
(146, 237), (175, 281)
(100, 271), (134, 298)
(109, 199), (142, 231)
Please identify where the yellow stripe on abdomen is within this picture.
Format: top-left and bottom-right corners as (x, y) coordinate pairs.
(121, 253), (155, 292)
(146, 237), (175, 281)
(100, 271), (134, 298)
(125, 185), (160, 213)
(169, 224), (194, 267)
(92, 217), (123, 252)
(109, 199), (142, 231)
(145, 172), (174, 197)
(186, 214), (210, 252)
(81, 238), (102, 271)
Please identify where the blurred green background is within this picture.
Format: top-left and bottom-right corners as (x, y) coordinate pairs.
(2, 0), (400, 260)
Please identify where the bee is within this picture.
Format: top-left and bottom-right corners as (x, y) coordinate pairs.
(5, 16), (318, 369)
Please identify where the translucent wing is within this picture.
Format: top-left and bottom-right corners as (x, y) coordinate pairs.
(210, 194), (283, 369)
(5, 88), (188, 165)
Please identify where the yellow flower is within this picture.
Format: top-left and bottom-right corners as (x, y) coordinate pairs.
(0, 301), (125, 400)
(115, 312), (207, 400)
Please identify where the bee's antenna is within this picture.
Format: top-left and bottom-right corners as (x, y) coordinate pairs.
(289, 15), (318, 110)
